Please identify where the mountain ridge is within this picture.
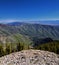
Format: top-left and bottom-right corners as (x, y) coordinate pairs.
(0, 22), (59, 40)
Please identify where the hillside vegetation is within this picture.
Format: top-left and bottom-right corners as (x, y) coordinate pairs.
(0, 42), (30, 57)
(0, 23), (59, 57)
(0, 23), (59, 40)
(0, 40), (59, 57)
(34, 41), (59, 54)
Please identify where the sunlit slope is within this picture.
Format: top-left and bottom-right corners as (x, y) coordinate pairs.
(0, 23), (59, 40)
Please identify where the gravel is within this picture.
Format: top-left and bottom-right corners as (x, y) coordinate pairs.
(0, 50), (59, 65)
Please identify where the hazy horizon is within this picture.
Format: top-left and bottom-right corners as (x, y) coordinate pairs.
(0, 0), (59, 25)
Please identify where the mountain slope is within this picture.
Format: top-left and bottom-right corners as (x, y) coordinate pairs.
(34, 40), (59, 54)
(3, 22), (59, 39)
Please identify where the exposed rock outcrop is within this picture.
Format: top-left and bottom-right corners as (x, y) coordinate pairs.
(0, 50), (59, 65)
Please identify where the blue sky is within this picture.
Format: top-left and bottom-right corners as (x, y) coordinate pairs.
(0, 0), (59, 24)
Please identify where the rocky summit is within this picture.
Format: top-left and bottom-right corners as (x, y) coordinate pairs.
(0, 50), (59, 65)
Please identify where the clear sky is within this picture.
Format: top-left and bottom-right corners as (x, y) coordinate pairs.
(0, 0), (59, 24)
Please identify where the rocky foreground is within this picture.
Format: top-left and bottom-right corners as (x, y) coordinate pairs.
(0, 50), (59, 65)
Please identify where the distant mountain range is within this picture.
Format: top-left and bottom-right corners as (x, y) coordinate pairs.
(7, 22), (59, 39)
(0, 22), (59, 44)
(7, 22), (26, 26)
(7, 20), (59, 25)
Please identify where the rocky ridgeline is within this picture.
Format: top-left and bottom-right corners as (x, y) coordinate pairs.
(0, 50), (59, 65)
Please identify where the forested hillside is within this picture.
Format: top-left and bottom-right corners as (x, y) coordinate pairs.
(0, 22), (59, 40)
(0, 22), (59, 57)
(34, 40), (59, 54)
